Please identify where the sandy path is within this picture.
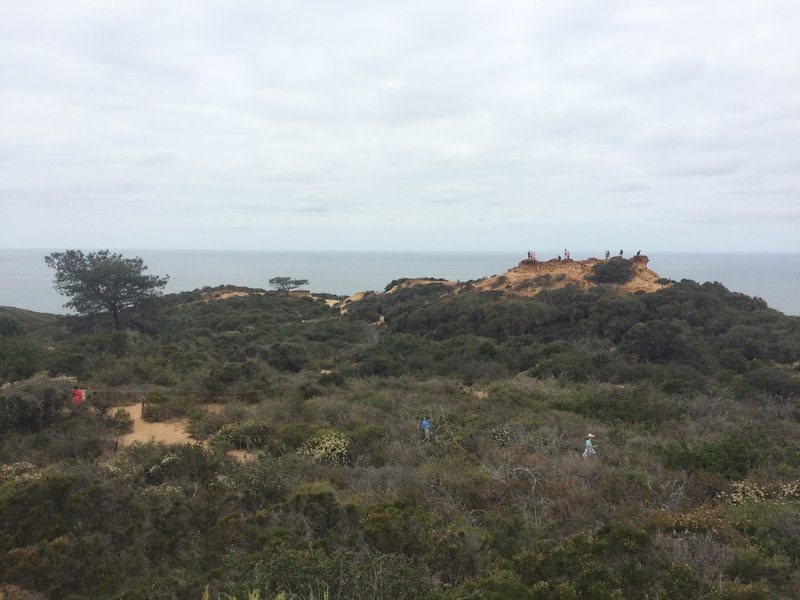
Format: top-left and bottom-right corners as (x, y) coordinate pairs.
(115, 403), (257, 461)
(117, 404), (193, 445)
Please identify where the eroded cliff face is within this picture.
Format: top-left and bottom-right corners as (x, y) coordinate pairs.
(381, 255), (666, 299)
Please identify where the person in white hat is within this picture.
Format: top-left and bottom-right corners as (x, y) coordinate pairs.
(583, 433), (597, 459)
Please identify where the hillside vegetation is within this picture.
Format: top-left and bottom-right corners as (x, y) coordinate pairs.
(1, 265), (800, 599)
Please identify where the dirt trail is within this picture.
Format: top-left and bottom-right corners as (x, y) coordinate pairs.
(115, 403), (257, 461)
(117, 404), (193, 445)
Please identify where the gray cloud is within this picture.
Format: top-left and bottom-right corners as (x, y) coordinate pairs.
(1, 0), (798, 251)
(652, 162), (742, 178)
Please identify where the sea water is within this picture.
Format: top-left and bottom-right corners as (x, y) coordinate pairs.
(1, 249), (799, 317)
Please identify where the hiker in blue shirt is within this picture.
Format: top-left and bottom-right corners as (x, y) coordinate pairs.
(583, 433), (596, 459)
(421, 417), (431, 441)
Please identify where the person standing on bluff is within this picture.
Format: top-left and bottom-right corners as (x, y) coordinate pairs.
(583, 433), (596, 459)
(421, 417), (431, 442)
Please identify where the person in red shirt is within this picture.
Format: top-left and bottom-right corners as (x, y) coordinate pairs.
(72, 387), (85, 406)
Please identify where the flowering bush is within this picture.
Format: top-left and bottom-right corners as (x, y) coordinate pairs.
(648, 506), (726, 534)
(719, 479), (800, 505)
(0, 372), (77, 390)
(489, 427), (511, 446)
(141, 482), (183, 499)
(102, 459), (126, 479)
(0, 462), (42, 483)
(298, 432), (349, 465)
(148, 451), (180, 480)
(104, 442), (220, 485)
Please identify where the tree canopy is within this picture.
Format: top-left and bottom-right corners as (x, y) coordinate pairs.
(45, 250), (168, 330)
(269, 276), (309, 294)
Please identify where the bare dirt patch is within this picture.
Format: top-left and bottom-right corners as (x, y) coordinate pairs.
(116, 403), (258, 462)
(117, 404), (193, 446)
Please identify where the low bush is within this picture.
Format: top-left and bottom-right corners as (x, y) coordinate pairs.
(0, 337), (41, 383)
(551, 383), (686, 425)
(209, 420), (273, 451)
(589, 259), (635, 284)
(104, 408), (134, 435)
(0, 375), (73, 433)
(107, 442), (223, 485)
(655, 431), (770, 479)
(141, 393), (194, 422)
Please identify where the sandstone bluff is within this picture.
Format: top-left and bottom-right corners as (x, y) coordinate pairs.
(379, 255), (665, 300)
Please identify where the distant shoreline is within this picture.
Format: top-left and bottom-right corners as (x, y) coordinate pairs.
(2, 249), (799, 316)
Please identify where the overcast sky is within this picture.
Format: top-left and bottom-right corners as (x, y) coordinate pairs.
(2, 0), (798, 252)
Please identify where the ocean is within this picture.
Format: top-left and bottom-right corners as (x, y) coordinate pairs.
(1, 249), (799, 317)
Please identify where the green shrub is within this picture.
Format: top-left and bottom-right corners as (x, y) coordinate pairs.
(362, 499), (427, 555)
(108, 442), (222, 485)
(508, 525), (702, 599)
(216, 546), (427, 600)
(711, 582), (776, 600)
(0, 466), (136, 597)
(0, 315), (20, 337)
(141, 393), (195, 422)
(266, 343), (308, 373)
(619, 320), (695, 362)
(347, 424), (390, 461)
(726, 500), (800, 562)
(0, 376), (73, 433)
(589, 259), (635, 284)
(443, 570), (534, 599)
(298, 381), (323, 399)
(187, 409), (229, 439)
(104, 408), (134, 435)
(271, 423), (317, 453)
(655, 432), (767, 479)
(94, 362), (137, 386)
(318, 371), (346, 387)
(551, 383), (685, 425)
(206, 359), (273, 395)
(209, 420), (273, 451)
(0, 337), (41, 383)
(288, 480), (343, 536)
(427, 519), (490, 584)
(530, 350), (591, 381)
(743, 367), (800, 398)
(724, 546), (790, 585)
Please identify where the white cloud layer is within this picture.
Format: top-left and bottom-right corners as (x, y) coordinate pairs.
(1, 0), (798, 251)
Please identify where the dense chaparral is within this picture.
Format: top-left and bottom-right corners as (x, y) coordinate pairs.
(1, 256), (800, 599)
